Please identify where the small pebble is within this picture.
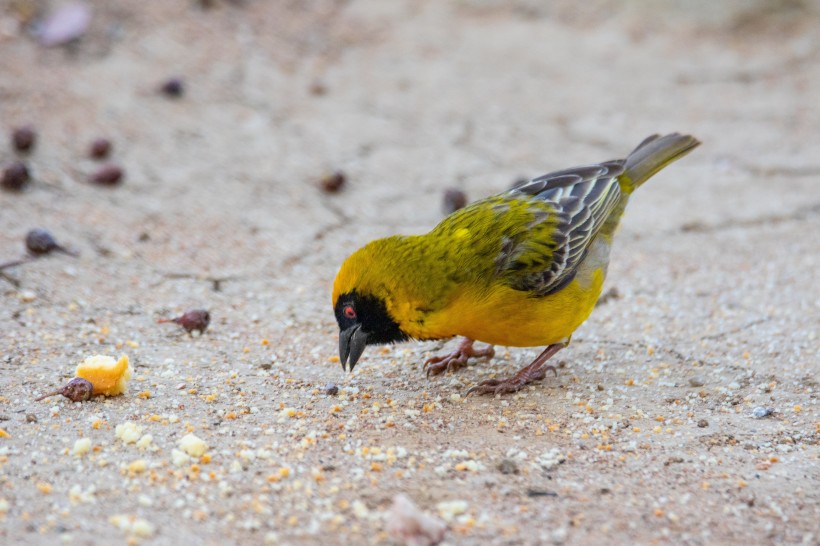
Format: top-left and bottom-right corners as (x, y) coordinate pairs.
(688, 375), (705, 387)
(12, 126), (36, 153)
(90, 165), (123, 186)
(89, 138), (112, 159)
(442, 188), (467, 214)
(160, 78), (185, 98)
(752, 407), (773, 419)
(26, 413), (38, 423)
(38, 3), (91, 46)
(323, 383), (339, 396)
(497, 458), (519, 475)
(1, 161), (30, 191)
(697, 419), (709, 428)
(319, 171), (346, 193)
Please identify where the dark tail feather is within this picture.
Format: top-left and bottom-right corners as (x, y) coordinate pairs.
(620, 133), (701, 194)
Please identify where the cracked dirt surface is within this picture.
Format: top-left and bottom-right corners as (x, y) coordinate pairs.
(1, 1), (818, 545)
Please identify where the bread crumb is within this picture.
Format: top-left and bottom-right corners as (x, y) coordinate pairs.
(115, 422), (144, 444)
(73, 437), (92, 456)
(76, 354), (132, 396)
(179, 433), (207, 457)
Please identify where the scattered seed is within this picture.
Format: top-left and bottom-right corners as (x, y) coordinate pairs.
(160, 78), (185, 98)
(34, 377), (94, 402)
(26, 413), (38, 423)
(697, 419), (709, 428)
(323, 383), (339, 396)
(442, 188), (467, 214)
(2, 161), (31, 191)
(12, 126), (36, 153)
(319, 171), (346, 193)
(752, 407), (773, 419)
(158, 309), (210, 334)
(89, 138), (112, 159)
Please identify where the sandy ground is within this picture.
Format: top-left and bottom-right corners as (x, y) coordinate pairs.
(1, 1), (818, 544)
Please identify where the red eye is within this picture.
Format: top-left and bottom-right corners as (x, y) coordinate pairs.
(344, 305), (356, 319)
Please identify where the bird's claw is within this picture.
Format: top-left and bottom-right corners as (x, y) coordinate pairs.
(466, 364), (556, 396)
(424, 353), (468, 377)
(423, 341), (495, 378)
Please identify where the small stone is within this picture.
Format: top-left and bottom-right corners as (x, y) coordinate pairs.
(752, 407), (773, 419)
(497, 458), (519, 475)
(26, 413), (38, 423)
(12, 126), (36, 153)
(323, 383), (339, 396)
(38, 3), (91, 47)
(697, 419), (709, 428)
(319, 171), (346, 193)
(688, 375), (705, 387)
(442, 188), (467, 214)
(1, 161), (30, 191)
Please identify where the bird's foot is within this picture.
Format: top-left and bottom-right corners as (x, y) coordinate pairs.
(466, 342), (564, 396)
(424, 338), (495, 377)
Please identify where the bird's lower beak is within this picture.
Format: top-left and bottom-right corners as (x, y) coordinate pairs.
(339, 324), (369, 372)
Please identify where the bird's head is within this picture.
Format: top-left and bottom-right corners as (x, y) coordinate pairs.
(332, 241), (410, 372)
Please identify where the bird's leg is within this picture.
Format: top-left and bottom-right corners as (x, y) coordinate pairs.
(424, 338), (495, 377)
(466, 342), (565, 396)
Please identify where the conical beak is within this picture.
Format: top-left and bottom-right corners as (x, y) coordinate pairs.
(339, 324), (369, 372)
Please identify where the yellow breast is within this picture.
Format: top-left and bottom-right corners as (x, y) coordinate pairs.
(410, 267), (605, 347)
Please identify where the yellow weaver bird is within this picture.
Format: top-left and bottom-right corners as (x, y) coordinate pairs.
(333, 133), (700, 395)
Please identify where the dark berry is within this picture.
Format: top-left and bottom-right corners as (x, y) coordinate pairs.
(24, 228), (77, 257)
(26, 228), (59, 255)
(442, 188), (467, 214)
(159, 309), (210, 335)
(90, 165), (123, 186)
(12, 126), (36, 153)
(1, 161), (30, 191)
(160, 78), (185, 98)
(89, 138), (112, 159)
(35, 377), (94, 402)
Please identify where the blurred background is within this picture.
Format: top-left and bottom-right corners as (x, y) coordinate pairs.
(1, 1), (818, 545)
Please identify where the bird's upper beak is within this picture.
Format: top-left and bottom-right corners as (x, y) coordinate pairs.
(339, 324), (369, 372)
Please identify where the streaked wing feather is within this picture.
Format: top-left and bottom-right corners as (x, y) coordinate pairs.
(499, 160), (625, 295)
